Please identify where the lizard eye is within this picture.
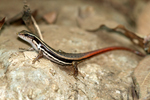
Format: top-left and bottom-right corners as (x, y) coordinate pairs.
(24, 34), (28, 36)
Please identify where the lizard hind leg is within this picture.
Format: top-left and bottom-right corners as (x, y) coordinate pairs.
(72, 61), (79, 79)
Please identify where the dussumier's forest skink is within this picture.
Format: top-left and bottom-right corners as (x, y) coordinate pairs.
(17, 30), (145, 77)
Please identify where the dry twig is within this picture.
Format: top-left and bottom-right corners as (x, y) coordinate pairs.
(22, 5), (44, 40)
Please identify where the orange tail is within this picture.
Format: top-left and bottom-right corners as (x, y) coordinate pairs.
(80, 47), (145, 59)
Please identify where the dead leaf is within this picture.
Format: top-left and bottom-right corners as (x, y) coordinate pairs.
(43, 12), (57, 24)
(22, 4), (36, 33)
(0, 17), (5, 30)
(113, 25), (144, 49)
(6, 10), (37, 25)
(22, 4), (43, 40)
(134, 56), (150, 99)
(112, 25), (150, 54)
(130, 76), (140, 100)
(86, 24), (146, 53)
(76, 5), (150, 54)
(76, 5), (149, 54)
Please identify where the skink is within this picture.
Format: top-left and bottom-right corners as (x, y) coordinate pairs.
(17, 30), (144, 77)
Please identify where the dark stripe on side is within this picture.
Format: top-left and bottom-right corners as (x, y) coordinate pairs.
(40, 45), (74, 64)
